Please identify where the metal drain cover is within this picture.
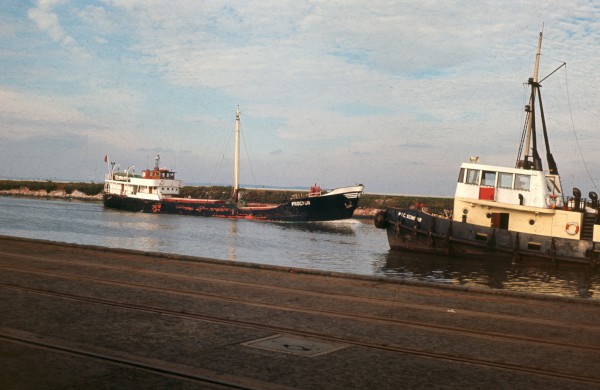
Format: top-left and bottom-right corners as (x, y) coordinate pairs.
(243, 334), (348, 357)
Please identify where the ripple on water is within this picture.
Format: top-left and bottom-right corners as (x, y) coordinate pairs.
(1, 196), (599, 300)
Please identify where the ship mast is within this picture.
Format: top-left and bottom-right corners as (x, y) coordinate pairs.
(523, 31), (544, 171)
(232, 106), (240, 203)
(518, 30), (560, 176)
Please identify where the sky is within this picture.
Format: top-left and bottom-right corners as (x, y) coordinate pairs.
(2, 1), (600, 196)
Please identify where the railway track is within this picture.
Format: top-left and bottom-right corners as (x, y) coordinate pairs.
(1, 242), (600, 388)
(0, 326), (269, 390)
(1, 260), (600, 352)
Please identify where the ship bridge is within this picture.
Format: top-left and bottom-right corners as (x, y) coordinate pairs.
(454, 162), (562, 209)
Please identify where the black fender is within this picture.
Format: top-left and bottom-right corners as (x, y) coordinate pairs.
(374, 210), (388, 229)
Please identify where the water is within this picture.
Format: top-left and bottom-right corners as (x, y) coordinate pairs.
(1, 196), (599, 300)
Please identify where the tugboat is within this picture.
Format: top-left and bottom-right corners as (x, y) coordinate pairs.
(103, 107), (364, 221)
(375, 32), (600, 267)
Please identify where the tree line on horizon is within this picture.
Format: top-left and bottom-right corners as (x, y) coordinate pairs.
(0, 180), (453, 211)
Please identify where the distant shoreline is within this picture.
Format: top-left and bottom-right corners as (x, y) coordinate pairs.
(0, 189), (102, 201)
(0, 180), (454, 219)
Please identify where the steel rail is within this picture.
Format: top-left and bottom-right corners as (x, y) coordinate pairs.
(1, 262), (600, 353)
(1, 282), (600, 386)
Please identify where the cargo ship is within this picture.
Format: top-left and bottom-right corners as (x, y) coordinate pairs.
(374, 32), (600, 267)
(103, 107), (364, 221)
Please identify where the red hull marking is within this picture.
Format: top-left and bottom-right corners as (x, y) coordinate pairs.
(164, 198), (226, 205)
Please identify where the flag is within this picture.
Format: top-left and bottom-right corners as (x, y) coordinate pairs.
(104, 154), (108, 163)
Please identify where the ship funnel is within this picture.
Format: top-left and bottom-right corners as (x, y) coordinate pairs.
(589, 191), (598, 209)
(573, 188), (582, 211)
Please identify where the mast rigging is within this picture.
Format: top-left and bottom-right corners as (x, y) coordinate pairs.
(516, 31), (559, 176)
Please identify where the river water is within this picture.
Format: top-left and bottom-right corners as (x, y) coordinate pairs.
(1, 196), (599, 300)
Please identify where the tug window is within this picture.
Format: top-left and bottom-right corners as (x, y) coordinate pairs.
(458, 168), (465, 183)
(498, 173), (513, 189)
(466, 169), (480, 185)
(515, 174), (531, 190)
(482, 171), (496, 187)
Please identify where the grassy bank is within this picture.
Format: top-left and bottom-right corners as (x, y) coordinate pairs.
(180, 186), (453, 211)
(0, 180), (104, 196)
(0, 180), (453, 212)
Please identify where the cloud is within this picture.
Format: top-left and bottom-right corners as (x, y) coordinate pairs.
(27, 0), (91, 59)
(3, 1), (600, 193)
(76, 5), (114, 34)
(27, 0), (68, 41)
(0, 87), (87, 136)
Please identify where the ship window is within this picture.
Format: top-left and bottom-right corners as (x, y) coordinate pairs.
(515, 174), (531, 190)
(498, 173), (513, 188)
(482, 171), (496, 187)
(466, 169), (480, 185)
(458, 168), (465, 183)
(546, 176), (562, 194)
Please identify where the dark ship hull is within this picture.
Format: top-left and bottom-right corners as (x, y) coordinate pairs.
(375, 208), (600, 267)
(103, 190), (361, 222)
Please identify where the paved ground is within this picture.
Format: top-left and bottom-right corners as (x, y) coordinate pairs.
(1, 235), (600, 389)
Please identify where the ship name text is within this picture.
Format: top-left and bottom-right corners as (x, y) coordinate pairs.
(291, 200), (311, 207)
(398, 211), (422, 223)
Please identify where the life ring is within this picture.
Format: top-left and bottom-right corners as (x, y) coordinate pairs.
(565, 222), (579, 235)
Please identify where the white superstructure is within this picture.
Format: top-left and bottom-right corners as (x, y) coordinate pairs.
(104, 155), (182, 201)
